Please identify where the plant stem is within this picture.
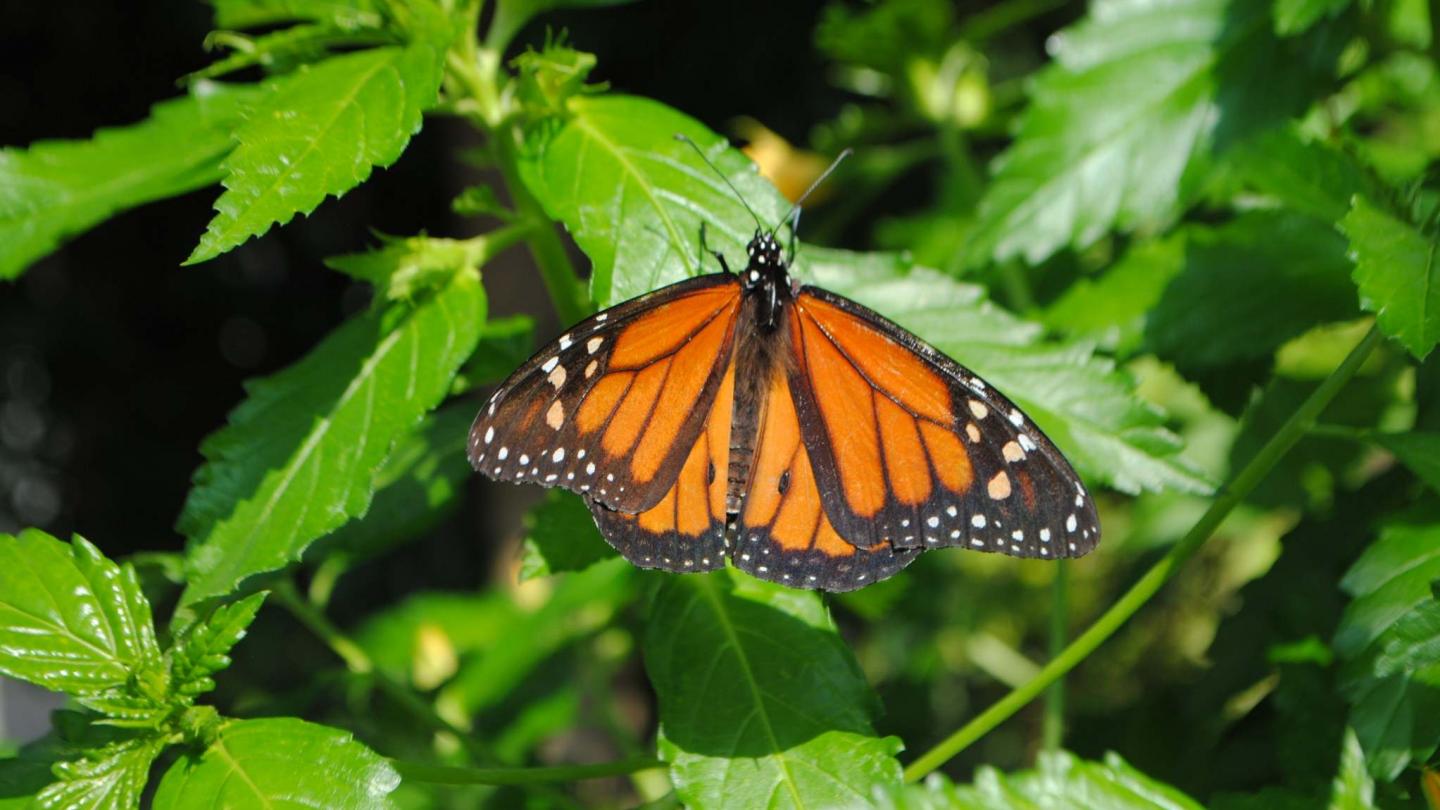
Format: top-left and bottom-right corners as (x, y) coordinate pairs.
(393, 757), (665, 786)
(902, 324), (1384, 782)
(272, 581), (496, 764)
(1042, 559), (1067, 753)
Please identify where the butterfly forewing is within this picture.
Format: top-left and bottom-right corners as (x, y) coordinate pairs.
(785, 287), (1100, 560)
(469, 274), (743, 514)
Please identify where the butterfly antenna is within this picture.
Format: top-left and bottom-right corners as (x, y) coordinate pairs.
(771, 147), (853, 239)
(674, 134), (766, 232)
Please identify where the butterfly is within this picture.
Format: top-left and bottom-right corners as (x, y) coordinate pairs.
(469, 139), (1099, 591)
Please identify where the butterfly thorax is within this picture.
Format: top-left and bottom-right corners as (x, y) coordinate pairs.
(741, 231), (793, 332)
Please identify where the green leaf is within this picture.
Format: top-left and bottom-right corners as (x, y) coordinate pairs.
(177, 272), (485, 610)
(451, 184), (514, 219)
(516, 94), (789, 306)
(0, 85), (254, 280)
(1042, 236), (1185, 356)
(1275, 0), (1353, 36)
(804, 248), (1212, 495)
(453, 314), (535, 390)
(327, 234), (492, 301)
(354, 591), (515, 683)
(1146, 211), (1357, 369)
(313, 403), (476, 564)
(37, 736), (167, 810)
(645, 568), (903, 809)
(878, 751), (1203, 809)
(966, 0), (1336, 267)
(519, 490), (614, 581)
(1339, 195), (1440, 360)
(1328, 728), (1377, 809)
(0, 531), (163, 703)
(210, 0), (381, 30)
(187, 45), (443, 264)
(1374, 431), (1440, 495)
(168, 592), (267, 702)
(1225, 125), (1376, 223)
(152, 718), (399, 809)
(1335, 515), (1440, 778)
(487, 0), (637, 51)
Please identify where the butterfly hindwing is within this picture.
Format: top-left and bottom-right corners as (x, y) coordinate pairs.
(731, 362), (918, 591)
(785, 287), (1100, 560)
(469, 274), (743, 514)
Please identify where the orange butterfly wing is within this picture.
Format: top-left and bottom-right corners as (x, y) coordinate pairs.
(469, 274), (742, 514)
(784, 287), (1099, 559)
(731, 363), (918, 591)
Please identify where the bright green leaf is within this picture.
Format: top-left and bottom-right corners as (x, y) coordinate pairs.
(645, 568), (903, 809)
(1328, 728), (1377, 809)
(1275, 0), (1353, 36)
(1146, 211), (1357, 369)
(210, 0), (381, 30)
(313, 403), (476, 565)
(1374, 432), (1440, 495)
(1335, 515), (1440, 778)
(177, 272), (485, 610)
(151, 718), (399, 809)
(0, 531), (163, 704)
(327, 234), (493, 301)
(878, 751), (1203, 809)
(0, 85), (254, 280)
(168, 592), (267, 702)
(187, 45), (443, 264)
(355, 591), (515, 683)
(37, 737), (167, 810)
(966, 0), (1336, 267)
(1339, 195), (1440, 360)
(519, 490), (614, 581)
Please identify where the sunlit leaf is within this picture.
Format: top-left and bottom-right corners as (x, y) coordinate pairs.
(1339, 195), (1440, 360)
(646, 569), (903, 809)
(37, 737), (167, 810)
(1275, 0), (1354, 35)
(209, 0), (382, 32)
(168, 592), (267, 702)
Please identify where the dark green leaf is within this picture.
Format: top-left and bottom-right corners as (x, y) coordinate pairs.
(177, 273), (485, 610)
(454, 314), (535, 390)
(966, 0), (1336, 267)
(1274, 0), (1353, 36)
(487, 0), (637, 51)
(187, 45), (443, 264)
(805, 248), (1212, 495)
(1335, 514), (1440, 778)
(1225, 125), (1376, 223)
(1339, 195), (1440, 360)
(0, 531), (163, 706)
(645, 569), (903, 809)
(168, 592), (267, 702)
(313, 403), (476, 564)
(519, 490), (614, 581)
(0, 85), (254, 280)
(37, 737), (167, 810)
(210, 0), (381, 30)
(879, 751), (1202, 809)
(1374, 431), (1440, 495)
(1042, 236), (1185, 356)
(1146, 211), (1357, 369)
(151, 718), (399, 809)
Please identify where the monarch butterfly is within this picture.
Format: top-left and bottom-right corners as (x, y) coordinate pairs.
(469, 139), (1099, 591)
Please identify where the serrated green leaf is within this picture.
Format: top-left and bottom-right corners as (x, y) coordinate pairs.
(189, 24), (348, 83)
(0, 531), (163, 701)
(516, 94), (1209, 496)
(804, 248), (1212, 495)
(0, 85), (254, 280)
(646, 568), (903, 809)
(151, 718), (399, 809)
(966, 0), (1336, 267)
(1339, 195), (1440, 360)
(187, 45), (443, 264)
(519, 490), (614, 581)
(1226, 125), (1376, 222)
(877, 751), (1203, 809)
(210, 0), (381, 30)
(1147, 211), (1357, 369)
(1335, 515), (1440, 778)
(312, 403), (476, 565)
(1374, 431), (1440, 494)
(177, 272), (485, 611)
(327, 234), (490, 301)
(37, 736), (166, 810)
(169, 592), (267, 701)
(516, 94), (789, 306)
(1275, 0), (1353, 36)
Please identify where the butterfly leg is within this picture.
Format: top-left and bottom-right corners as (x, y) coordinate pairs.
(699, 221), (732, 275)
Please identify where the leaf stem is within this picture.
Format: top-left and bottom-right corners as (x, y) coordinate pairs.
(392, 756), (665, 786)
(1042, 559), (1067, 752)
(272, 581), (495, 764)
(902, 324), (1384, 781)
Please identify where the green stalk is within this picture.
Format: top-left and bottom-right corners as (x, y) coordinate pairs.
(903, 324), (1384, 782)
(393, 757), (665, 786)
(1042, 559), (1068, 752)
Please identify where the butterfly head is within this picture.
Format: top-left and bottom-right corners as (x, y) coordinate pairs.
(743, 231), (786, 287)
